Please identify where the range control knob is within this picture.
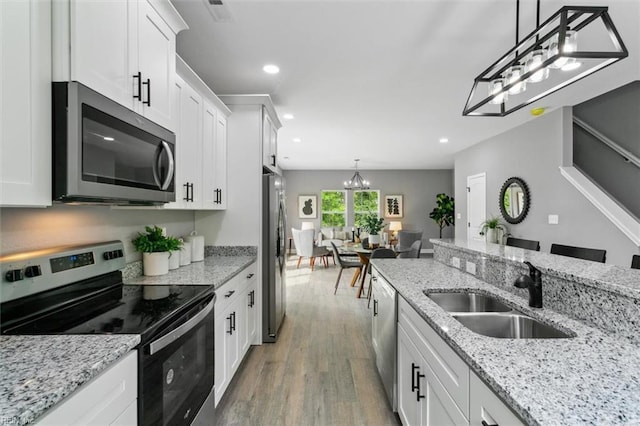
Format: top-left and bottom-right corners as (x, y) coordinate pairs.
(5, 269), (24, 282)
(25, 265), (42, 278)
(103, 251), (113, 260)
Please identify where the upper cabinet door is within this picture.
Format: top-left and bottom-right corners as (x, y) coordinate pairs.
(70, 0), (134, 110)
(136, 0), (175, 130)
(0, 0), (52, 207)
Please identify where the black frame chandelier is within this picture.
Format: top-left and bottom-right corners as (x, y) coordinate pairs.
(343, 159), (370, 190)
(463, 1), (628, 117)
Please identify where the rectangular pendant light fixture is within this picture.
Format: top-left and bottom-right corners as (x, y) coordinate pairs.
(463, 6), (628, 117)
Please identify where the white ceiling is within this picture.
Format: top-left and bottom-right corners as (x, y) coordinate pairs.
(171, 0), (639, 170)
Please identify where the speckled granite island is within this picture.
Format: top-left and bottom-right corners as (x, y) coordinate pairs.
(371, 240), (640, 425)
(0, 248), (256, 425)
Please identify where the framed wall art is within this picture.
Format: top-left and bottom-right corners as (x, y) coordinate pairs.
(384, 195), (403, 218)
(298, 195), (317, 218)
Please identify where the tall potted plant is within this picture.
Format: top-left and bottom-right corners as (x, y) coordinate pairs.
(479, 217), (508, 244)
(429, 193), (455, 238)
(359, 213), (385, 246)
(132, 225), (182, 276)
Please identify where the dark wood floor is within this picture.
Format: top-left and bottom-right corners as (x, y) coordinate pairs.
(214, 255), (401, 426)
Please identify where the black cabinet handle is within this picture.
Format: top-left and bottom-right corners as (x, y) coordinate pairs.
(416, 371), (425, 401)
(183, 183), (194, 202)
(482, 421), (498, 426)
(231, 311), (236, 331)
(226, 314), (233, 335)
(224, 290), (235, 298)
(411, 363), (419, 392)
(214, 188), (222, 204)
(246, 273), (254, 279)
(189, 183), (194, 202)
(248, 290), (255, 307)
(373, 300), (379, 316)
(270, 154), (276, 167)
(142, 78), (151, 106)
(133, 72), (142, 101)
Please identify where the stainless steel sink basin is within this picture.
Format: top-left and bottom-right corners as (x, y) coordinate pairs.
(425, 291), (512, 313)
(452, 313), (572, 339)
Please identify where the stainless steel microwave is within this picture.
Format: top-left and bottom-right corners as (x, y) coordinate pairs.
(53, 82), (175, 205)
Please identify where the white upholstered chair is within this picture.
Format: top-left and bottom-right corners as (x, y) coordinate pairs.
(291, 228), (329, 270)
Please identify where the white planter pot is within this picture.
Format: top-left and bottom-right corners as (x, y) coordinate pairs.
(369, 234), (381, 246)
(168, 250), (180, 270)
(143, 252), (169, 276)
(486, 228), (498, 244)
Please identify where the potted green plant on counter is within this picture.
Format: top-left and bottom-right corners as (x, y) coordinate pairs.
(359, 213), (385, 246)
(132, 225), (182, 276)
(479, 216), (508, 244)
(429, 193), (455, 238)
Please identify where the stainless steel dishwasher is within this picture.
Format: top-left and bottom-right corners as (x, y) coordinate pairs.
(371, 268), (397, 411)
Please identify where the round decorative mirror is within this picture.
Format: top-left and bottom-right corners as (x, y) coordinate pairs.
(499, 177), (530, 224)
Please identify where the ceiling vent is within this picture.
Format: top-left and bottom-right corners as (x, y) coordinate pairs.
(205, 0), (234, 23)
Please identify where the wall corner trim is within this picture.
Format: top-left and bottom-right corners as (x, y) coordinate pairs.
(559, 166), (640, 246)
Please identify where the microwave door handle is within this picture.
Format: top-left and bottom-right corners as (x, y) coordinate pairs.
(148, 296), (214, 355)
(152, 141), (175, 190)
(160, 141), (174, 190)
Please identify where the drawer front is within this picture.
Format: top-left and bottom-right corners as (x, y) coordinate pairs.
(215, 262), (256, 312)
(398, 296), (469, 418)
(470, 372), (524, 426)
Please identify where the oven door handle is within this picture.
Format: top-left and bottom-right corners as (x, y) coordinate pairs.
(149, 295), (214, 355)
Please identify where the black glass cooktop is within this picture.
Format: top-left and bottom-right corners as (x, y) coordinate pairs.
(1, 270), (213, 341)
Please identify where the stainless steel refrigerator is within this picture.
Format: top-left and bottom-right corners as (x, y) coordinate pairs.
(262, 173), (286, 342)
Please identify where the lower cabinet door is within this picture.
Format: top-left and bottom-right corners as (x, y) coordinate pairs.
(397, 324), (423, 426)
(422, 363), (468, 426)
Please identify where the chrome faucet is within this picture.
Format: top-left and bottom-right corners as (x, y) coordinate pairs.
(514, 261), (543, 308)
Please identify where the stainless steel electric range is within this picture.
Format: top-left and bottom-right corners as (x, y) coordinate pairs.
(0, 241), (214, 426)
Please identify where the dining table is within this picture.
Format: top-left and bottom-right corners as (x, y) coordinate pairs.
(338, 243), (403, 298)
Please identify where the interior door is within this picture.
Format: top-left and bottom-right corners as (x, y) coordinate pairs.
(467, 173), (486, 243)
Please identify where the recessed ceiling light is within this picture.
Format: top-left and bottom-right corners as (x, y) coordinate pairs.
(263, 64), (280, 74)
(293, 138), (302, 143)
(282, 113), (294, 120)
(439, 138), (449, 143)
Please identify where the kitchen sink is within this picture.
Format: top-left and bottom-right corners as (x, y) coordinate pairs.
(452, 313), (572, 339)
(424, 291), (512, 313)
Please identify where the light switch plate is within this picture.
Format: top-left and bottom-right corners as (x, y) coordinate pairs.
(466, 261), (476, 275)
(452, 257), (461, 268)
(456, 213), (462, 219)
(548, 214), (559, 225)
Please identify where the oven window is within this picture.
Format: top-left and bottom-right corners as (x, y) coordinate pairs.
(163, 327), (206, 424)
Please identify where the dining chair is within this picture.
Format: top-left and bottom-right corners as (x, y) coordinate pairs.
(550, 243), (606, 263)
(396, 231), (423, 251)
(291, 228), (329, 270)
(367, 248), (397, 306)
(632, 255), (640, 269)
(506, 237), (540, 251)
(397, 239), (422, 259)
(361, 237), (370, 249)
(331, 242), (363, 295)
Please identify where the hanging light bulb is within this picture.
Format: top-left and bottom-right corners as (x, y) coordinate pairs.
(525, 49), (550, 83)
(505, 63), (527, 94)
(488, 78), (508, 104)
(548, 30), (577, 69)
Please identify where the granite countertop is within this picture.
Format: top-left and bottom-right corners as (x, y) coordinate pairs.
(124, 254), (256, 288)
(0, 335), (140, 426)
(431, 238), (640, 298)
(371, 258), (640, 426)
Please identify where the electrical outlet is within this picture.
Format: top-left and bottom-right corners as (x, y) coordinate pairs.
(452, 257), (461, 268)
(456, 213), (462, 220)
(548, 214), (559, 225)
(466, 261), (476, 275)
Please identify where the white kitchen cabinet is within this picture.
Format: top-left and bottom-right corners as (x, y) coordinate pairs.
(470, 372), (524, 426)
(398, 317), (467, 426)
(36, 351), (137, 425)
(53, 0), (187, 130)
(371, 269), (397, 410)
(0, 0), (52, 207)
(214, 262), (257, 406)
(202, 101), (228, 210)
(244, 272), (258, 351)
(262, 109), (279, 171)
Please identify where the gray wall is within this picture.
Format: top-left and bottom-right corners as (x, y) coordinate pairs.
(283, 169), (454, 249)
(0, 206), (195, 263)
(573, 80), (640, 219)
(454, 107), (639, 267)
